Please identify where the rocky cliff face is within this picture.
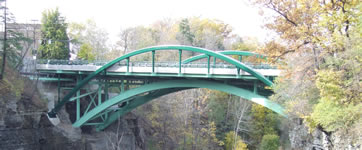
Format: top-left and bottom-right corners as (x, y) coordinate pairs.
(83, 113), (147, 150)
(0, 73), (147, 150)
(0, 76), (85, 150)
(289, 118), (361, 150)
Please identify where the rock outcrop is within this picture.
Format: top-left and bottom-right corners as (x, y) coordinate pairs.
(0, 72), (146, 150)
(289, 118), (361, 150)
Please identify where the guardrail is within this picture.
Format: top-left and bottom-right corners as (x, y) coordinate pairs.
(34, 59), (277, 69)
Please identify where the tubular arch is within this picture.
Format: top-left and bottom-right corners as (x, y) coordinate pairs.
(73, 79), (285, 129)
(95, 88), (190, 131)
(182, 50), (265, 64)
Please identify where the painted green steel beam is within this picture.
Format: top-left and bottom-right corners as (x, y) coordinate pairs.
(57, 75), (61, 103)
(95, 88), (190, 131)
(237, 55), (242, 75)
(207, 55), (210, 74)
(36, 70), (80, 74)
(76, 76), (81, 121)
(152, 51), (155, 73)
(49, 45), (273, 118)
(126, 57), (130, 73)
(73, 79), (285, 128)
(182, 50), (265, 64)
(28, 77), (74, 82)
(121, 80), (124, 93)
(69, 91), (97, 102)
(88, 81), (134, 85)
(83, 89), (100, 115)
(83, 122), (104, 126)
(213, 56), (216, 66)
(105, 72), (263, 79)
(179, 49), (182, 74)
(89, 109), (112, 121)
(98, 84), (102, 106)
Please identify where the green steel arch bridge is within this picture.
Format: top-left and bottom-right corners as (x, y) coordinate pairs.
(27, 45), (285, 131)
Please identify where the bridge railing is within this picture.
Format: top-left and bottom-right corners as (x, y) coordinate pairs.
(35, 59), (277, 69)
(36, 59), (109, 66)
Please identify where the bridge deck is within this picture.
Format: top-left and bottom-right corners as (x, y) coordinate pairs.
(36, 61), (280, 79)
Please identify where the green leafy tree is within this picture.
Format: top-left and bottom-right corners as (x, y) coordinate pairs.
(176, 17), (232, 53)
(69, 20), (109, 60)
(189, 17), (232, 50)
(224, 131), (248, 150)
(82, 20), (109, 60)
(250, 104), (279, 145)
(310, 42), (362, 132)
(207, 90), (239, 141)
(77, 43), (95, 61)
(68, 22), (86, 52)
(177, 18), (195, 46)
(260, 134), (280, 150)
(38, 8), (69, 60)
(253, 0), (361, 140)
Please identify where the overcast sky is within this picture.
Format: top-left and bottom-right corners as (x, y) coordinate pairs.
(7, 0), (273, 43)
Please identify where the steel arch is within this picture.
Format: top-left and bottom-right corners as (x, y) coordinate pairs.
(72, 79), (286, 130)
(182, 50), (265, 64)
(94, 88), (191, 131)
(49, 45), (273, 117)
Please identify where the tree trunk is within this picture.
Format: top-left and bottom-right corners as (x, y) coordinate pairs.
(233, 98), (250, 150)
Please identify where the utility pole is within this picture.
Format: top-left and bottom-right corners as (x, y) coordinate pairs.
(0, 0), (6, 80)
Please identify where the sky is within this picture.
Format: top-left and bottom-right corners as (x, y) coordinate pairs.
(7, 0), (273, 44)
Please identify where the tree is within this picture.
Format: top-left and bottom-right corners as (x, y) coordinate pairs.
(177, 18), (232, 51)
(188, 17), (232, 50)
(105, 118), (124, 150)
(13, 23), (40, 70)
(38, 8), (69, 60)
(177, 18), (195, 46)
(77, 43), (95, 61)
(4, 30), (32, 67)
(252, 0), (361, 141)
(260, 134), (280, 150)
(224, 131), (248, 150)
(116, 26), (156, 61)
(250, 104), (278, 144)
(116, 27), (133, 55)
(150, 18), (178, 45)
(232, 98), (250, 150)
(68, 22), (86, 53)
(309, 41), (362, 132)
(68, 20), (109, 60)
(0, 0), (32, 79)
(117, 27), (156, 52)
(83, 20), (109, 60)
(253, 0), (360, 68)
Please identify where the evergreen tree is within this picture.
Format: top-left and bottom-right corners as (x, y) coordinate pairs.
(38, 8), (69, 60)
(0, 0), (32, 79)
